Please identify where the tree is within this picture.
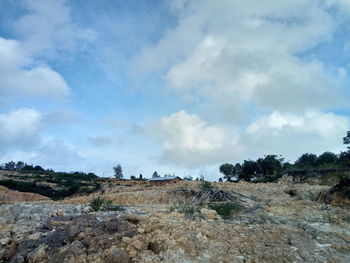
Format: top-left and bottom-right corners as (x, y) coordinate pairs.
(256, 155), (283, 176)
(344, 131), (350, 149)
(16, 161), (25, 171)
(113, 164), (123, 179)
(338, 151), (350, 167)
(5, 161), (16, 170)
(152, 171), (160, 178)
(219, 163), (234, 181)
(316, 152), (338, 166)
(218, 177), (223, 182)
(295, 153), (317, 167)
(33, 165), (44, 171)
(240, 160), (257, 182)
(234, 163), (242, 178)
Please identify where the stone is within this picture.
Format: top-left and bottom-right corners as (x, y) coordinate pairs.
(200, 208), (221, 220)
(106, 248), (130, 263)
(27, 245), (48, 263)
(0, 237), (10, 245)
(82, 206), (92, 213)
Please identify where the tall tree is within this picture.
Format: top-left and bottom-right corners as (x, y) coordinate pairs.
(152, 171), (160, 178)
(295, 153), (317, 167)
(240, 160), (257, 182)
(5, 161), (16, 170)
(113, 164), (123, 179)
(256, 155), (283, 176)
(316, 152), (338, 166)
(219, 163), (234, 181)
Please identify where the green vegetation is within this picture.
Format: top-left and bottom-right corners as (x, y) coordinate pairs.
(201, 181), (214, 191)
(0, 162), (101, 200)
(219, 131), (350, 183)
(0, 179), (100, 200)
(89, 196), (124, 212)
(90, 196), (110, 211)
(208, 202), (240, 219)
(113, 164), (123, 179)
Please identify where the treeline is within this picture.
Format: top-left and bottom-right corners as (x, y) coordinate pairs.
(0, 161), (98, 179)
(0, 161), (100, 200)
(219, 132), (350, 183)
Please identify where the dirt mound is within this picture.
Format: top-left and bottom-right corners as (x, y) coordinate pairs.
(0, 185), (49, 202)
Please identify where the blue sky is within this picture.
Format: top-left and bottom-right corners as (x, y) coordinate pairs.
(0, 0), (349, 180)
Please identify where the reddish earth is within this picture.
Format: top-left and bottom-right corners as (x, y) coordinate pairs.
(0, 185), (49, 202)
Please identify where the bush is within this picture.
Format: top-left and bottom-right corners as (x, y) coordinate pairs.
(89, 196), (120, 211)
(201, 181), (214, 192)
(208, 202), (240, 219)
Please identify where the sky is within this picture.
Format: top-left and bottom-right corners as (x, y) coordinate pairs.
(0, 0), (349, 180)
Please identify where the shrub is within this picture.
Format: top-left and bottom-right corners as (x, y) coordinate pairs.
(89, 196), (122, 211)
(208, 202), (240, 219)
(201, 181), (214, 192)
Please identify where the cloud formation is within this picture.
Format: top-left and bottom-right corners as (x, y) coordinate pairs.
(0, 108), (43, 152)
(156, 110), (350, 168)
(14, 0), (96, 57)
(156, 110), (240, 168)
(0, 37), (69, 100)
(133, 0), (348, 116)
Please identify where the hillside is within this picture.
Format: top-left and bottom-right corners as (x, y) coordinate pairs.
(1, 180), (349, 262)
(0, 170), (102, 200)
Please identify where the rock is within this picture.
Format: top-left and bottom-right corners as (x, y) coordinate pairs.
(131, 239), (144, 250)
(82, 206), (92, 213)
(56, 209), (65, 216)
(27, 245), (48, 263)
(106, 248), (130, 263)
(200, 208), (221, 220)
(0, 237), (10, 245)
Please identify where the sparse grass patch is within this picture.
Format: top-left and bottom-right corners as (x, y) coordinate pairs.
(169, 201), (200, 217)
(208, 201), (241, 219)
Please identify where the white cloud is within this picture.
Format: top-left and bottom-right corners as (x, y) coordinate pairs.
(14, 0), (96, 57)
(132, 0), (348, 115)
(155, 110), (241, 168)
(0, 108), (43, 151)
(0, 37), (69, 100)
(154, 110), (350, 168)
(244, 111), (350, 161)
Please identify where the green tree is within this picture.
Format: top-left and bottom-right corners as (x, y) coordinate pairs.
(113, 164), (123, 179)
(316, 152), (338, 166)
(219, 163), (234, 181)
(240, 160), (257, 182)
(344, 131), (350, 149)
(152, 171), (160, 178)
(338, 151), (350, 167)
(5, 161), (16, 170)
(256, 155), (283, 176)
(295, 153), (317, 167)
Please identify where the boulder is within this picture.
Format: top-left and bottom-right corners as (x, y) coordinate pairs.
(200, 208), (221, 220)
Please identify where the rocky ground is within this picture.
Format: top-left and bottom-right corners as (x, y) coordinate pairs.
(0, 181), (349, 262)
